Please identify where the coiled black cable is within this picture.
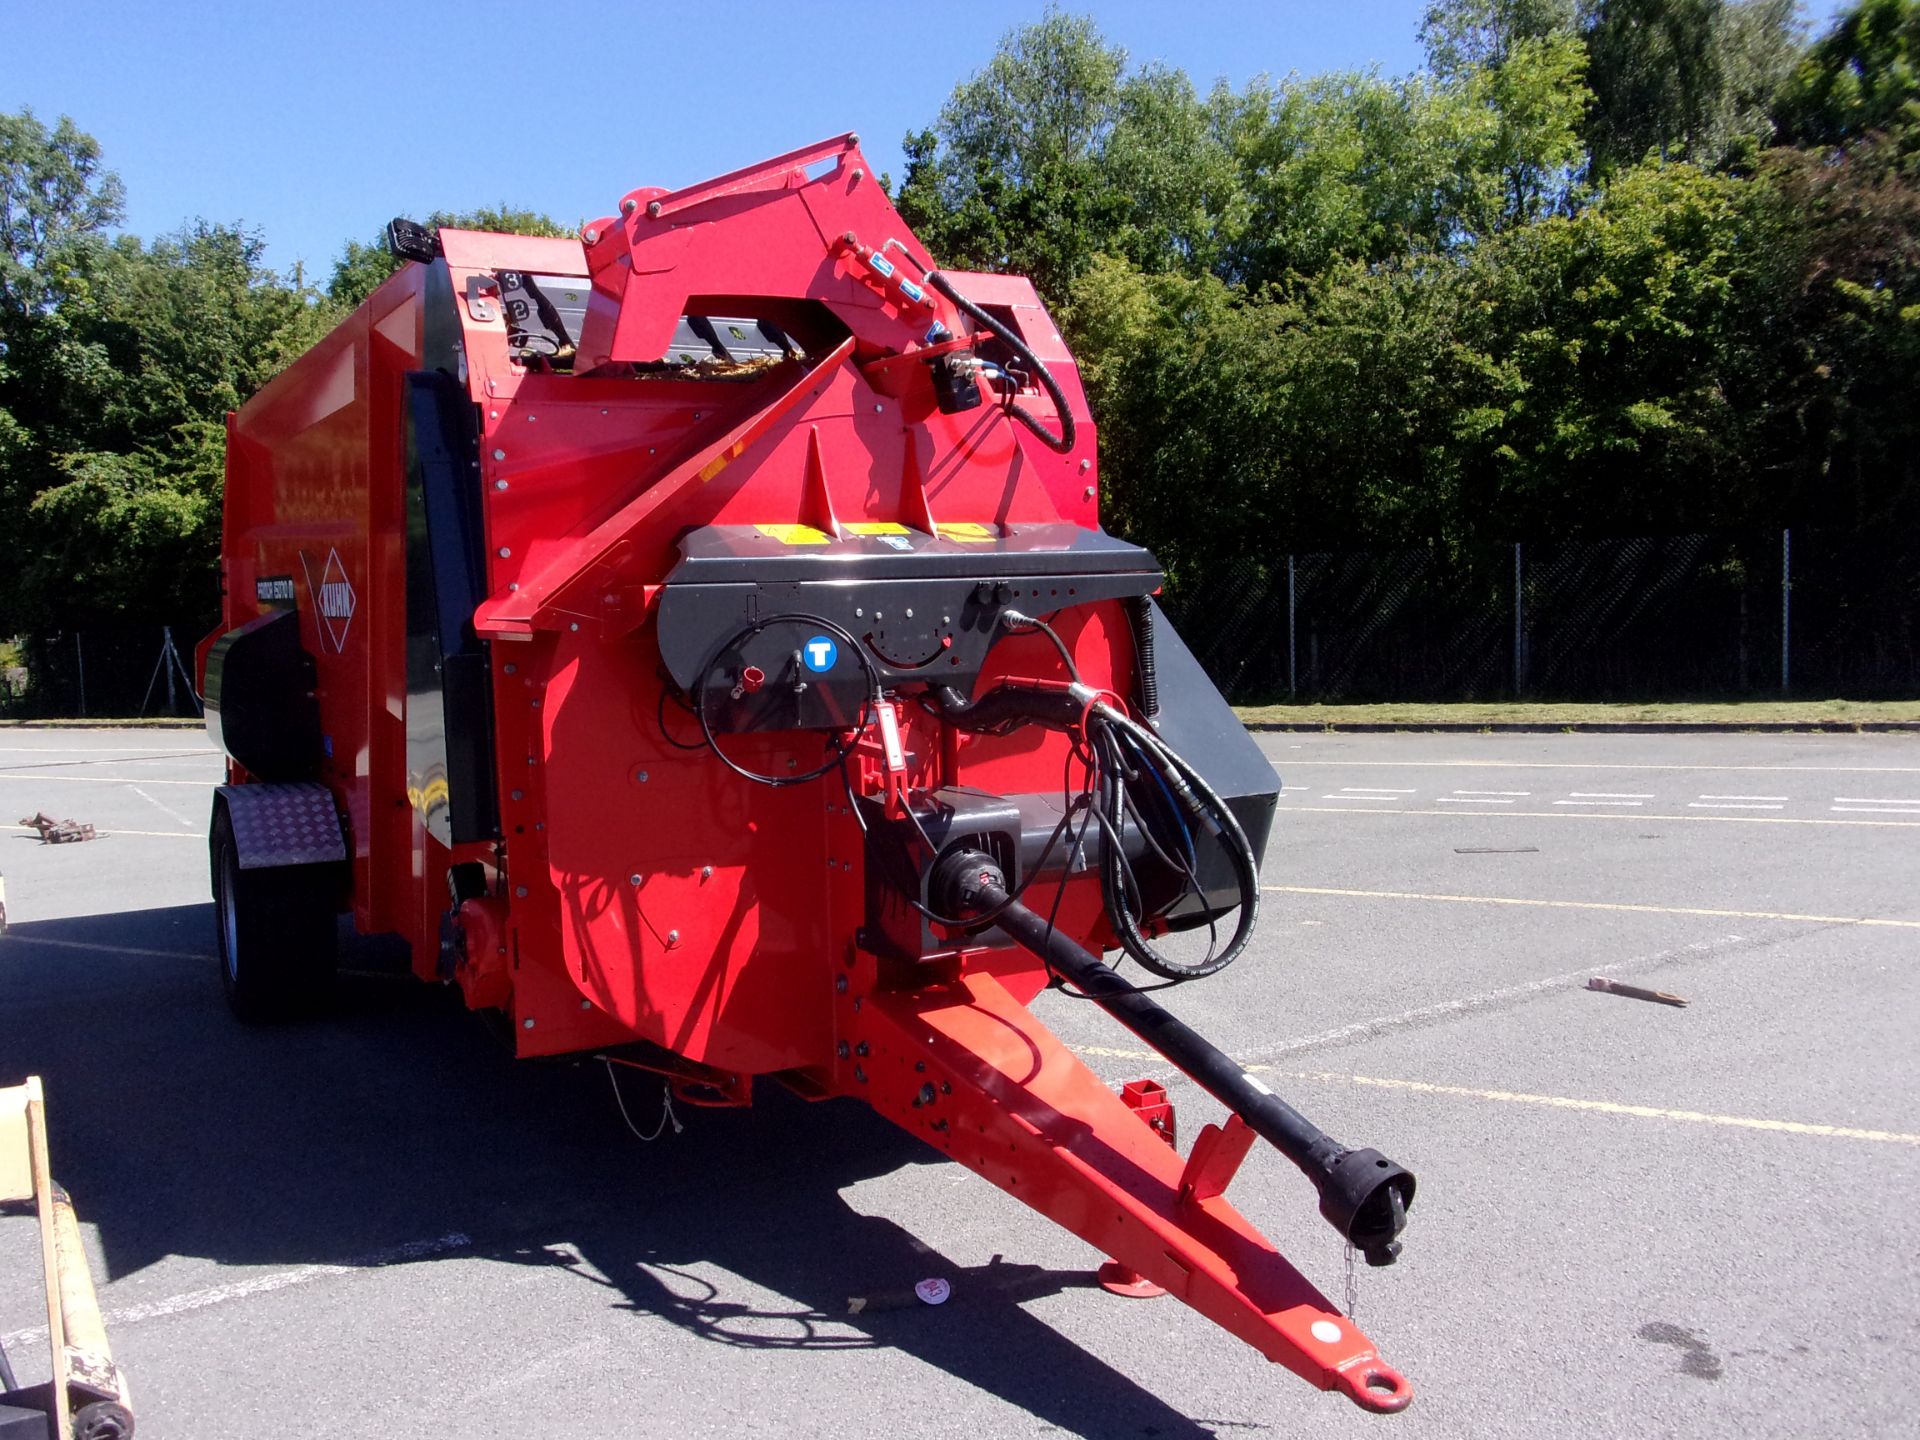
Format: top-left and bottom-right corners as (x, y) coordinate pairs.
(926, 271), (1076, 455)
(693, 614), (878, 787)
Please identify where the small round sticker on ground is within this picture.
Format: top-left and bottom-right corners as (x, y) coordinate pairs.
(914, 1277), (952, 1305)
(1311, 1319), (1343, 1344)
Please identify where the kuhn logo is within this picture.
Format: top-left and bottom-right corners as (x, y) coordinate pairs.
(315, 548), (357, 652)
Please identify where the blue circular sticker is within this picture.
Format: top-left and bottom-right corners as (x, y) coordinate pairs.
(802, 635), (838, 672)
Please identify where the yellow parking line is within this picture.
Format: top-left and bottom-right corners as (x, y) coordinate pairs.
(1280, 803), (1920, 828)
(1276, 1070), (1920, 1147)
(1263, 884), (1920, 929)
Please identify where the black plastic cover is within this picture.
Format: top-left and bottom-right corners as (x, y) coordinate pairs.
(656, 523), (1162, 733)
(203, 609), (322, 781)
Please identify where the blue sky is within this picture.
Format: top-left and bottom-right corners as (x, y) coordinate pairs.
(6, 1), (1855, 284)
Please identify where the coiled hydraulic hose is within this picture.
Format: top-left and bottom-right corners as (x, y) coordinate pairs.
(926, 271), (1076, 455)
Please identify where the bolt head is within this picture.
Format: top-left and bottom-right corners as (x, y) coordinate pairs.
(647, 200), (662, 219)
(666, 929), (680, 946)
(835, 975), (849, 993)
(569, 622), (579, 632)
(522, 1017), (535, 1030)
(583, 228), (599, 245)
(580, 999), (593, 1010)
(700, 865), (713, 880)
(621, 197), (637, 215)
(515, 886), (528, 898)
(636, 769), (650, 783)
(498, 546), (511, 558)
(1084, 486), (1096, 500)
(629, 872), (642, 886)
(495, 479), (509, 491)
(492, 449), (507, 461)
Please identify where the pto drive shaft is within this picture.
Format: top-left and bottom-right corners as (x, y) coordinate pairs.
(932, 850), (1416, 1264)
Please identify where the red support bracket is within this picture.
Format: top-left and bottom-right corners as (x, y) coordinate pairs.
(848, 973), (1413, 1413)
(1179, 1114), (1258, 1210)
(1119, 1078), (1176, 1149)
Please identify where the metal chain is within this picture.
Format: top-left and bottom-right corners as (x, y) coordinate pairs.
(604, 1059), (684, 1142)
(1343, 1240), (1359, 1322)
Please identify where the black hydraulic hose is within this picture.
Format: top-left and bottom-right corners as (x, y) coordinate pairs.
(926, 271), (1076, 455)
(1127, 595), (1160, 722)
(933, 850), (1417, 1265)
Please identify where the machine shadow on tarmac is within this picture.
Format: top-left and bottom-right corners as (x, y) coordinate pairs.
(0, 904), (1220, 1438)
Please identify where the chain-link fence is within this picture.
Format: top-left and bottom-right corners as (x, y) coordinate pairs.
(2, 624), (206, 719)
(3, 528), (1914, 714)
(1165, 528), (1919, 703)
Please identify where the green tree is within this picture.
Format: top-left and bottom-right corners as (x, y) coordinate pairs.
(0, 109), (124, 317)
(1774, 0), (1920, 145)
(16, 222), (333, 627)
(1582, 0), (1803, 174)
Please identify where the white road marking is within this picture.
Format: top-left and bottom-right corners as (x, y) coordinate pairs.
(1568, 792), (1654, 798)
(1281, 804), (1920, 828)
(1832, 805), (1920, 814)
(131, 784), (199, 828)
(1219, 934), (1744, 1064)
(1699, 794), (1788, 801)
(1833, 796), (1920, 805)
(1437, 797), (1514, 804)
(1454, 790), (1530, 796)
(1325, 794), (1396, 801)
(1261, 883), (1920, 929)
(1554, 799), (1643, 806)
(1275, 760), (1920, 774)
(0, 1232), (473, 1350)
(1, 934), (206, 961)
(1274, 1072), (1920, 1147)
(0, 771), (216, 787)
(1076, 936), (1742, 1064)
(1338, 787), (1416, 794)
(1688, 802), (1783, 810)
(0, 746), (211, 754)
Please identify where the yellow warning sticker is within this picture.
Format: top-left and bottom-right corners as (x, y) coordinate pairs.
(754, 524), (832, 545)
(942, 522), (997, 542)
(847, 522), (912, 536)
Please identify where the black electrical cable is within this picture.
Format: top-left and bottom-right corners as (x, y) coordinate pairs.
(1086, 701), (1259, 980)
(925, 271), (1076, 455)
(999, 608), (1082, 682)
(694, 614), (879, 788)
(656, 681), (707, 751)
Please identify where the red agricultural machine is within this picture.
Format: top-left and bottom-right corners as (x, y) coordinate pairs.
(198, 134), (1417, 1413)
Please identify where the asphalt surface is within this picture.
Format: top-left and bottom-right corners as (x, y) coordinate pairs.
(1, 727), (1916, 1438)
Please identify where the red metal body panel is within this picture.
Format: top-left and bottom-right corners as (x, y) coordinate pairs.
(205, 133), (1409, 1412)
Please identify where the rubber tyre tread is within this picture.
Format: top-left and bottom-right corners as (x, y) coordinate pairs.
(212, 804), (337, 1023)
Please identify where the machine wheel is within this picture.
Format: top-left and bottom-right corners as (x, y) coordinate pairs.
(211, 805), (337, 1022)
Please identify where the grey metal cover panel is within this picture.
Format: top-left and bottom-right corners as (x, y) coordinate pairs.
(219, 783), (346, 870)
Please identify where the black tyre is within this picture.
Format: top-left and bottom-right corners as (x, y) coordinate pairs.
(211, 804), (338, 1022)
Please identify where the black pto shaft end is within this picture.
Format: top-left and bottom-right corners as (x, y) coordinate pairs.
(1315, 1147), (1417, 1267)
